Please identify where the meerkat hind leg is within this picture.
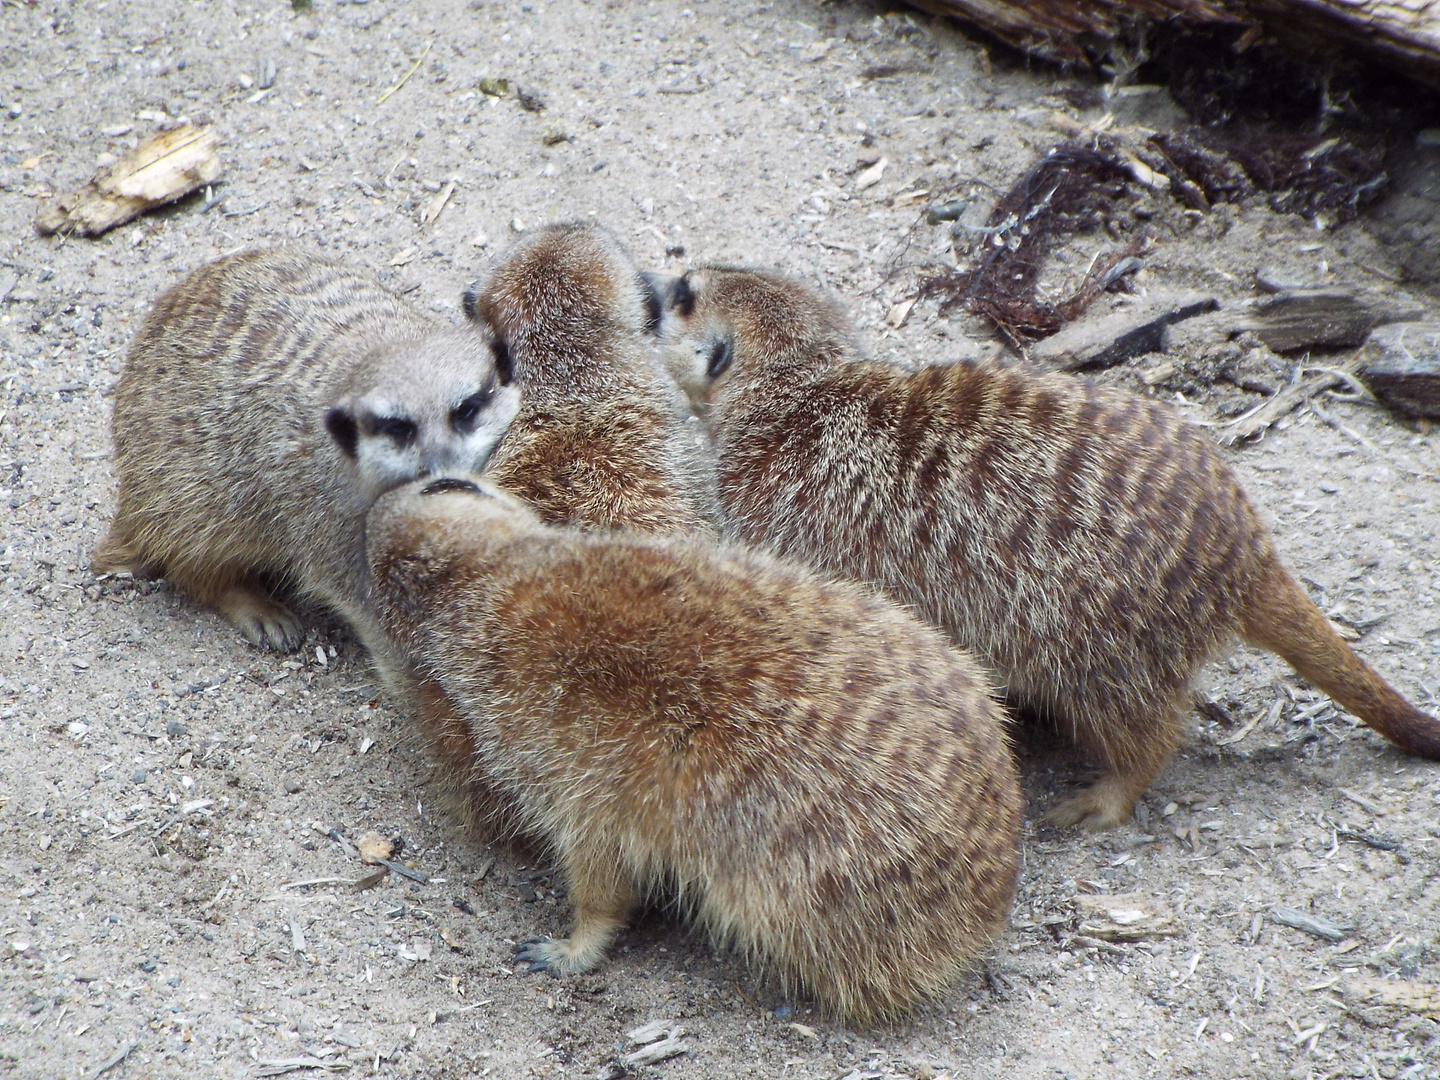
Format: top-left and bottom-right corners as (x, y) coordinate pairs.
(215, 583), (305, 652)
(514, 849), (636, 976)
(91, 523), (161, 579)
(1041, 703), (1182, 831)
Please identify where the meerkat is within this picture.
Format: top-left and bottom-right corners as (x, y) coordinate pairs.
(364, 474), (1021, 1021)
(92, 247), (520, 664)
(655, 265), (1440, 830)
(461, 222), (717, 533)
(396, 223), (720, 832)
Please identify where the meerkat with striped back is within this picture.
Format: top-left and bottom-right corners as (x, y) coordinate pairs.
(407, 222), (720, 833)
(93, 247), (519, 672)
(655, 264), (1440, 829)
(365, 474), (1022, 1022)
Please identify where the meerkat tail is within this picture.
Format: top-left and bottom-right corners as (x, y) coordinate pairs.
(1242, 557), (1440, 759)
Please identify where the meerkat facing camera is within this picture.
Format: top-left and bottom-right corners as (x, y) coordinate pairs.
(365, 475), (1021, 1022)
(94, 248), (519, 664)
(655, 264), (1440, 829)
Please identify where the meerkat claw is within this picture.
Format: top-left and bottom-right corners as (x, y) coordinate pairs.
(513, 939), (563, 976)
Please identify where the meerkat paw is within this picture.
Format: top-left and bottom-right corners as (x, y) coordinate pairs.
(1041, 785), (1134, 831)
(514, 937), (599, 977)
(217, 586), (305, 651)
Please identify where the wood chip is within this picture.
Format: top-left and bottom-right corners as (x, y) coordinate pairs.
(1029, 293), (1218, 371)
(1233, 286), (1425, 353)
(255, 1057), (351, 1076)
(420, 180), (456, 228)
(1343, 974), (1440, 1023)
(1215, 696), (1283, 747)
(1074, 892), (1178, 941)
(886, 297), (917, 328)
(35, 123), (223, 237)
(1356, 322), (1440, 419)
(626, 1019), (680, 1045)
(622, 1034), (688, 1068)
(93, 1041), (135, 1076)
(1339, 787), (1389, 816)
(353, 869), (388, 892)
(1268, 905), (1351, 942)
(1216, 363), (1357, 446)
(853, 156), (889, 191)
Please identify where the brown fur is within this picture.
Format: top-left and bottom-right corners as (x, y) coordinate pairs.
(94, 247), (519, 670)
(657, 265), (1440, 829)
(464, 222), (717, 533)
(365, 476), (1022, 1022)
(410, 223), (719, 834)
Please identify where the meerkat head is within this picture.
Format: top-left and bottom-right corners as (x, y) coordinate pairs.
(365, 474), (540, 621)
(458, 222), (657, 385)
(325, 328), (520, 503)
(655, 265), (856, 409)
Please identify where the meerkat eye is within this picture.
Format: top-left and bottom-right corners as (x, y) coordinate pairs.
(450, 385), (495, 435)
(489, 338), (513, 385)
(376, 417), (418, 448)
(705, 334), (734, 380)
(668, 275), (695, 318)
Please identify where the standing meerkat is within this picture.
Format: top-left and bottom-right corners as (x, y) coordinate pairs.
(365, 475), (1022, 1022)
(93, 247), (520, 662)
(461, 222), (717, 534)
(656, 265), (1440, 829)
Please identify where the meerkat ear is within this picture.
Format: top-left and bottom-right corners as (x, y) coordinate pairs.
(705, 332), (734, 381)
(490, 337), (513, 385)
(324, 405), (360, 459)
(461, 281), (481, 322)
(668, 274), (695, 317)
(638, 272), (665, 335)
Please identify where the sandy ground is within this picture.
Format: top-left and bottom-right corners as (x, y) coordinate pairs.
(3, 1), (1440, 1078)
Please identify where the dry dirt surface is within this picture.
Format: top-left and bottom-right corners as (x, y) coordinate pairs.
(3, 2), (1440, 1079)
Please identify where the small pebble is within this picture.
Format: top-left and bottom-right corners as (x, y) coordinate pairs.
(258, 57), (277, 90)
(284, 778), (302, 794)
(132, 769), (147, 784)
(166, 719), (188, 737)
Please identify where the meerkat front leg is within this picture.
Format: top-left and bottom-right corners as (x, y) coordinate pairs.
(214, 583), (306, 652)
(514, 846), (636, 976)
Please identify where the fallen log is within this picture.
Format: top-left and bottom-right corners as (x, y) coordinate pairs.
(905, 0), (1440, 90)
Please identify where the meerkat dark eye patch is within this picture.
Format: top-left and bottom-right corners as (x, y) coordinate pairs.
(705, 333), (734, 380)
(461, 281), (481, 322)
(489, 338), (513, 384)
(419, 477), (484, 497)
(367, 416), (418, 448)
(324, 406), (360, 459)
(668, 275), (695, 318)
(450, 385), (495, 434)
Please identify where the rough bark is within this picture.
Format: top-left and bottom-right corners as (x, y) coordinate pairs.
(907, 0), (1440, 88)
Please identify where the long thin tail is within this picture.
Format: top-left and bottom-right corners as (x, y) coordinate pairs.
(1241, 556), (1440, 759)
